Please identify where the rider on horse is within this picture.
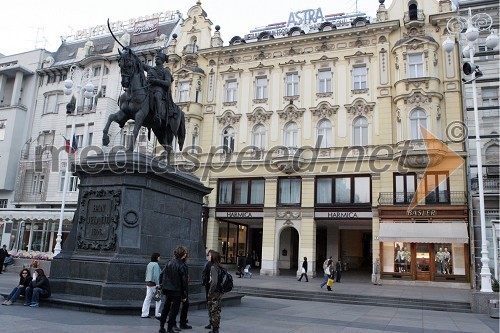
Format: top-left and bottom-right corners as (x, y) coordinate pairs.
(143, 50), (178, 125)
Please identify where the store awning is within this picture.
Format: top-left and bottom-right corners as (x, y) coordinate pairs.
(378, 223), (469, 243)
(0, 208), (75, 223)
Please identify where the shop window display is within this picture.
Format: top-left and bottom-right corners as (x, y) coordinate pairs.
(394, 243), (411, 273)
(435, 244), (452, 275)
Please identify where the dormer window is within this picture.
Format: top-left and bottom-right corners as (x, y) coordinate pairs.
(409, 3), (418, 21)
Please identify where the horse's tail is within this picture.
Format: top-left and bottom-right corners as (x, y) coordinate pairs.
(177, 109), (186, 150)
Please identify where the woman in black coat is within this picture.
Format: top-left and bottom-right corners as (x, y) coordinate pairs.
(298, 257), (309, 282)
(24, 268), (51, 307)
(2, 268), (32, 305)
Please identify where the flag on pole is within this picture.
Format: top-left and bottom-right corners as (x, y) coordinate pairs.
(64, 135), (78, 154)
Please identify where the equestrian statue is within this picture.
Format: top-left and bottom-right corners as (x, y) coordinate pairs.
(102, 20), (186, 161)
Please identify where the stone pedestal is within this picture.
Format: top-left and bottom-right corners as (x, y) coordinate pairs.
(50, 153), (212, 306)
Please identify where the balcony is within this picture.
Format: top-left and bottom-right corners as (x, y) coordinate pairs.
(403, 9), (425, 28)
(394, 139), (448, 169)
(378, 191), (467, 206)
(471, 177), (500, 194)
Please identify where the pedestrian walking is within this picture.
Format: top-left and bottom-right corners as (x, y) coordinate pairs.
(159, 246), (189, 333)
(24, 268), (51, 307)
(202, 250), (214, 330)
(335, 258), (342, 283)
(141, 252), (161, 319)
(208, 251), (223, 333)
(297, 257), (309, 282)
(372, 257), (382, 285)
(0, 245), (9, 274)
(320, 256), (332, 288)
(243, 254), (252, 278)
(2, 268), (32, 305)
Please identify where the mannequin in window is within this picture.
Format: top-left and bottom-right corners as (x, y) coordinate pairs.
(401, 247), (410, 272)
(443, 247), (451, 274)
(395, 244), (402, 272)
(435, 247), (445, 274)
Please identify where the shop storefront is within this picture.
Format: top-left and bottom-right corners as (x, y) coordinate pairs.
(377, 206), (469, 282)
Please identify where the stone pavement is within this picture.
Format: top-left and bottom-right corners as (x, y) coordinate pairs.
(0, 269), (498, 333)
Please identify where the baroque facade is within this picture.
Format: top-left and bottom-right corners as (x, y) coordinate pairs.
(0, 0), (481, 286)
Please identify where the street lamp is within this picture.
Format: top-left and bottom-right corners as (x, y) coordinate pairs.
(443, 9), (499, 292)
(54, 65), (94, 256)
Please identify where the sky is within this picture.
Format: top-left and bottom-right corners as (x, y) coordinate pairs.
(0, 0), (388, 56)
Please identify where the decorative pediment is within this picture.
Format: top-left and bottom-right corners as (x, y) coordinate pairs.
(277, 105), (305, 121)
(344, 98), (375, 116)
(220, 66), (243, 75)
(277, 210), (301, 219)
(404, 91), (432, 106)
(217, 110), (241, 126)
(278, 59), (306, 68)
(310, 102), (339, 119)
(247, 108), (273, 124)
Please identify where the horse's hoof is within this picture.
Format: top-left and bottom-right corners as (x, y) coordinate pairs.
(102, 136), (109, 146)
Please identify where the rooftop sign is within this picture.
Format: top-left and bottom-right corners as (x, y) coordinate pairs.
(244, 8), (367, 41)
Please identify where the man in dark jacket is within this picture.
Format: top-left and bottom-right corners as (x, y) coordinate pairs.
(159, 246), (189, 333)
(0, 245), (9, 274)
(201, 249), (214, 330)
(335, 258), (343, 283)
(24, 268), (51, 307)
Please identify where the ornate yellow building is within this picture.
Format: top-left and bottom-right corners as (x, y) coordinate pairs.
(166, 0), (470, 284)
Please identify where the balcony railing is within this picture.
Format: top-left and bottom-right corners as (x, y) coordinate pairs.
(378, 191), (467, 205)
(471, 177), (500, 193)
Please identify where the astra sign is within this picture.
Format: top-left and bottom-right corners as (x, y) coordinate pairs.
(287, 8), (325, 26)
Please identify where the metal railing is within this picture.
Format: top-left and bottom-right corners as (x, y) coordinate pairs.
(471, 177), (500, 192)
(378, 191), (467, 205)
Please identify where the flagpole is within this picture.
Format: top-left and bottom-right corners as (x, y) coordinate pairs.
(54, 65), (93, 256)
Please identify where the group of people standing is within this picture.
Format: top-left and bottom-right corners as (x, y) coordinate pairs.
(142, 247), (224, 333)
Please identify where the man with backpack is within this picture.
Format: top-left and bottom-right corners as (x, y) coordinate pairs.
(207, 251), (232, 333)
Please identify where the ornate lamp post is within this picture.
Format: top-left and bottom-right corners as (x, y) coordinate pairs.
(443, 9), (499, 292)
(54, 65), (94, 256)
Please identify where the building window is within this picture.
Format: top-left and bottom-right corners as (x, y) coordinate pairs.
(479, 45), (494, 60)
(252, 124), (266, 150)
(93, 65), (101, 77)
(278, 177), (301, 205)
(410, 109), (427, 140)
(225, 80), (238, 102)
(318, 69), (332, 93)
(218, 179), (265, 205)
(218, 221), (248, 264)
(284, 122), (298, 148)
(353, 66), (367, 90)
(285, 72), (299, 96)
(394, 173), (416, 204)
(222, 126), (235, 153)
(316, 175), (371, 205)
(0, 120), (5, 141)
(75, 134), (84, 148)
(0, 199), (7, 208)
(425, 172), (449, 204)
(43, 93), (62, 114)
(316, 119), (332, 148)
(179, 82), (190, 102)
(408, 53), (424, 78)
(255, 77), (268, 99)
(482, 87), (499, 107)
(353, 116), (368, 146)
(59, 171), (79, 192)
(31, 173), (45, 194)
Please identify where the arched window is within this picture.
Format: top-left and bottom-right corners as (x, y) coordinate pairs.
(353, 116), (368, 146)
(284, 122), (298, 148)
(409, 3), (418, 20)
(486, 143), (499, 176)
(317, 119), (332, 148)
(252, 124), (266, 150)
(222, 126), (235, 153)
(410, 109), (427, 140)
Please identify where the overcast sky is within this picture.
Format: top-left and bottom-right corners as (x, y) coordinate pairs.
(0, 0), (388, 56)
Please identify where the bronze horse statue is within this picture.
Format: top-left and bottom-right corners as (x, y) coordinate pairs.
(102, 22), (185, 158)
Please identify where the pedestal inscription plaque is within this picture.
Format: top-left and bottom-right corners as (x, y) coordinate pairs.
(77, 189), (120, 250)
